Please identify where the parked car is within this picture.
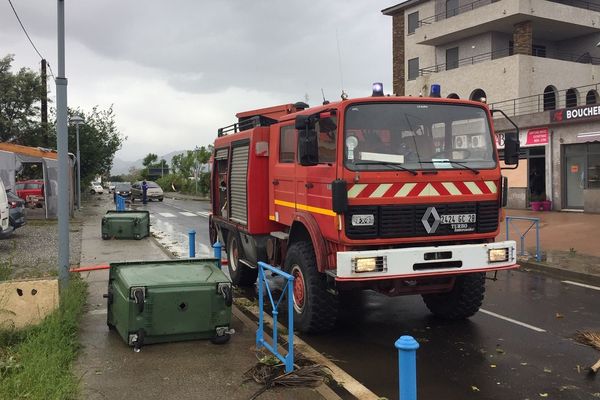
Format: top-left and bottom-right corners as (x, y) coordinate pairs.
(0, 180), (9, 236)
(15, 180), (44, 208)
(113, 183), (132, 202)
(90, 182), (104, 194)
(131, 181), (164, 202)
(108, 182), (116, 193)
(0, 190), (26, 238)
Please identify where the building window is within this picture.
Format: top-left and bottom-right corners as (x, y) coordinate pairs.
(279, 125), (295, 163)
(470, 88), (487, 103)
(407, 12), (419, 34)
(408, 58), (419, 80)
(566, 88), (578, 108)
(586, 90), (598, 105)
(446, 0), (459, 17)
(446, 47), (459, 70)
(543, 86), (557, 111)
(532, 44), (546, 57)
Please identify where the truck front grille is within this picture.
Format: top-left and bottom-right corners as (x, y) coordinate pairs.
(345, 201), (498, 239)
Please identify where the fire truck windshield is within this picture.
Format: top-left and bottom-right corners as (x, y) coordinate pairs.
(344, 102), (496, 171)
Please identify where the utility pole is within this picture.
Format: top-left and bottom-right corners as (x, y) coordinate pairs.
(56, 0), (70, 287)
(41, 59), (48, 147)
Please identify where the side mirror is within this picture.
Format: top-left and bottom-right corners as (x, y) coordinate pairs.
(503, 132), (520, 166)
(298, 128), (319, 166)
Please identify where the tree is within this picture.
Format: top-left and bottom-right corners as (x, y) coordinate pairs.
(59, 106), (125, 184)
(0, 55), (45, 144)
(143, 153), (158, 167)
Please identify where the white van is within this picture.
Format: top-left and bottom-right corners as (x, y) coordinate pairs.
(0, 179), (9, 233)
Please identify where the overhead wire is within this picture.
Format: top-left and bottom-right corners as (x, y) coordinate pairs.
(6, 0), (56, 79)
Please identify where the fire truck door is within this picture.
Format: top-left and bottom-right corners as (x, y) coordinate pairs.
(269, 125), (296, 225)
(295, 126), (338, 234)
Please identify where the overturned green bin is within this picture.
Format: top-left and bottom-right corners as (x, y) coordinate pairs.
(101, 210), (150, 240)
(105, 259), (233, 351)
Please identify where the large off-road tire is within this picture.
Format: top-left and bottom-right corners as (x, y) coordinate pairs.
(284, 241), (338, 334)
(226, 233), (257, 287)
(422, 273), (485, 320)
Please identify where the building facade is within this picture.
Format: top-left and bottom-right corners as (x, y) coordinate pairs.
(383, 0), (600, 212)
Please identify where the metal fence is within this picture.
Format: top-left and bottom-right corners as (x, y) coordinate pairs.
(256, 261), (295, 373)
(505, 216), (541, 262)
(489, 83), (600, 117)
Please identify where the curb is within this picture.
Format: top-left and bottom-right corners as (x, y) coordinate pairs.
(163, 193), (209, 202)
(519, 260), (600, 286)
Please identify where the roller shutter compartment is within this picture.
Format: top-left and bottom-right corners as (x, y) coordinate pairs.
(230, 144), (249, 225)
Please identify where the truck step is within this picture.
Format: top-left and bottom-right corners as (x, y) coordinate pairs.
(270, 231), (289, 240)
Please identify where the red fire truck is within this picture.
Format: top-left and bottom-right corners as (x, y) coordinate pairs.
(209, 84), (521, 333)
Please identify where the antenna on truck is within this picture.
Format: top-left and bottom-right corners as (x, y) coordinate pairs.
(336, 29), (347, 100)
(321, 88), (329, 105)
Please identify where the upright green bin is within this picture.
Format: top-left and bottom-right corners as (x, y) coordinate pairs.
(105, 259), (233, 350)
(101, 210), (150, 240)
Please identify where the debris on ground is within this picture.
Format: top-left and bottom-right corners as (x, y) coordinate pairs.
(243, 352), (332, 399)
(574, 330), (600, 373)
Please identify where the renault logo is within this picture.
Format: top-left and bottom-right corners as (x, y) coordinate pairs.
(422, 206), (441, 234)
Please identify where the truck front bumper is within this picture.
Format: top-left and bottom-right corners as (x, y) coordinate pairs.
(335, 241), (518, 281)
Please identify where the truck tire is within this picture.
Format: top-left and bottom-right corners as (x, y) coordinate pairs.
(226, 234), (257, 287)
(284, 241), (338, 333)
(422, 273), (485, 320)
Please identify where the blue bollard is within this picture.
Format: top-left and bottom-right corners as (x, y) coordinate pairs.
(213, 241), (222, 269)
(188, 230), (196, 258)
(395, 335), (419, 400)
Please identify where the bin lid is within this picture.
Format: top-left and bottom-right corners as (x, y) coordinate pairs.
(111, 260), (229, 287)
(103, 212), (148, 219)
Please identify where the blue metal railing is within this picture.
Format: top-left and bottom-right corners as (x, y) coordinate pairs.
(506, 216), (541, 262)
(396, 335), (419, 400)
(256, 261), (295, 373)
(115, 195), (126, 211)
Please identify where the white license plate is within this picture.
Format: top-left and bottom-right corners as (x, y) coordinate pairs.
(440, 213), (476, 224)
(351, 214), (375, 226)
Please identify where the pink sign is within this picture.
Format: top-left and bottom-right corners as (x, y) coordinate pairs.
(526, 128), (549, 145)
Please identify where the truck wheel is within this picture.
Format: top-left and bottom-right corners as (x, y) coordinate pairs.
(284, 241), (338, 333)
(422, 273), (485, 320)
(226, 234), (257, 287)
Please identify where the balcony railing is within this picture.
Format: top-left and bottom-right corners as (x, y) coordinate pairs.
(419, 48), (600, 76)
(417, 0), (600, 28)
(489, 83), (600, 117)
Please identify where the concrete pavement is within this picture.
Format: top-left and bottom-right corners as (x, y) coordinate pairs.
(501, 208), (600, 284)
(74, 197), (336, 400)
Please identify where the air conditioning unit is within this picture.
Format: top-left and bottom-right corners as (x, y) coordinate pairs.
(471, 135), (484, 148)
(454, 135), (468, 149)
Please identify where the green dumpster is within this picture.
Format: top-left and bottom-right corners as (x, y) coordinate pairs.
(105, 259), (233, 350)
(101, 210), (150, 240)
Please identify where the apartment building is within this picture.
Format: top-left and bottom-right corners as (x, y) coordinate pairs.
(383, 0), (600, 212)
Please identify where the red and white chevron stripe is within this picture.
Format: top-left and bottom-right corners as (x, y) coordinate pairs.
(347, 181), (497, 199)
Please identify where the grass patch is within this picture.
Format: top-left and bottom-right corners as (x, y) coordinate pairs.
(0, 277), (87, 400)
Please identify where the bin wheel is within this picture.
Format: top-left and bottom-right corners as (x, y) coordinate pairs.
(211, 334), (231, 345)
(102, 233), (109, 240)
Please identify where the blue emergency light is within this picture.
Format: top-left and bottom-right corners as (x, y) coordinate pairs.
(372, 82), (384, 97)
(430, 84), (441, 98)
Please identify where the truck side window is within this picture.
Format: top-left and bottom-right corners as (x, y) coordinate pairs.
(279, 125), (295, 163)
(316, 117), (337, 163)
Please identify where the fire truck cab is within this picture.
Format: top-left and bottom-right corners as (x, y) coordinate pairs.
(210, 85), (521, 333)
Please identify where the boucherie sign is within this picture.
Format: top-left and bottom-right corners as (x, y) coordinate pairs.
(550, 104), (600, 123)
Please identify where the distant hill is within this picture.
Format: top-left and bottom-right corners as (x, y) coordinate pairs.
(111, 150), (185, 175)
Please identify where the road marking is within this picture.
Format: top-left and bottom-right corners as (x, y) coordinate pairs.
(179, 211), (197, 217)
(158, 212), (176, 218)
(480, 308), (546, 333)
(197, 211), (210, 218)
(562, 280), (600, 291)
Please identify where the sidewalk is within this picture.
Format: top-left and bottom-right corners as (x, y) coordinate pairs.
(74, 198), (334, 400)
(500, 208), (600, 283)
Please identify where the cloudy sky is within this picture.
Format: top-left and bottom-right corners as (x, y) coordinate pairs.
(1, 1), (395, 161)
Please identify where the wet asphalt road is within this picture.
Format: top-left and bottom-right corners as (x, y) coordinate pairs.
(136, 197), (600, 400)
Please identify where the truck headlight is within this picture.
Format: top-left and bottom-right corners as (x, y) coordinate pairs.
(352, 256), (387, 273)
(488, 248), (509, 262)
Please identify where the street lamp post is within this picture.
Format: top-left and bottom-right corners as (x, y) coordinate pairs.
(70, 115), (85, 210)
